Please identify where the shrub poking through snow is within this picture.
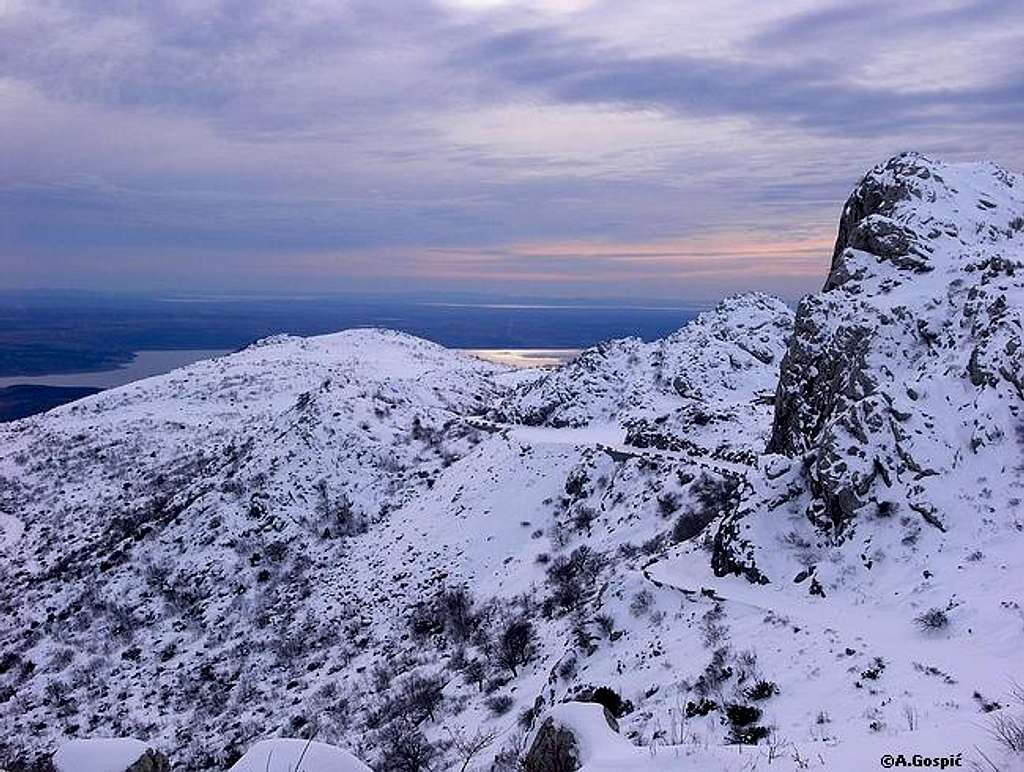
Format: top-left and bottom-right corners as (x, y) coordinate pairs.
(577, 685), (634, 719)
(485, 695), (515, 717)
(974, 691), (1004, 713)
(629, 589), (653, 617)
(725, 703), (762, 727)
(685, 698), (717, 718)
(544, 546), (605, 614)
(496, 619), (537, 677)
(438, 586), (480, 643)
(695, 647), (733, 696)
(375, 721), (439, 772)
(725, 703), (769, 745)
(699, 604), (728, 647)
(989, 712), (1024, 753)
(406, 603), (443, 642)
(744, 680), (779, 701)
(398, 673), (445, 724)
(914, 607), (949, 631)
(458, 658), (488, 692)
(860, 657), (886, 681)
(728, 724), (771, 745)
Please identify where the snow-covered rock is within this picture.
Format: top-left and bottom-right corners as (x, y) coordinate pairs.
(228, 739), (371, 772)
(714, 152), (1024, 581)
(52, 738), (168, 772)
(523, 702), (632, 771)
(769, 151), (1024, 536)
(655, 153), (1024, 769)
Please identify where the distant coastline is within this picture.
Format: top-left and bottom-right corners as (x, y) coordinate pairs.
(0, 347), (584, 420)
(464, 349), (580, 368)
(0, 349), (231, 390)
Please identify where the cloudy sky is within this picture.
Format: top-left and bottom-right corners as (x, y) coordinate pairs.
(2, 0), (1023, 300)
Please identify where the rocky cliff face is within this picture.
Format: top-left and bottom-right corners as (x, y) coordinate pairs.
(718, 152), (1024, 581)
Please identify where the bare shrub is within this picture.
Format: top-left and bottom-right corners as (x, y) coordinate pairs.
(485, 694), (515, 716)
(594, 613), (615, 638)
(438, 586), (479, 643)
(445, 726), (499, 772)
(744, 680), (779, 701)
(902, 704), (918, 731)
(629, 589), (653, 617)
(399, 673), (446, 724)
(990, 712), (1024, 753)
(700, 603), (728, 647)
(492, 731), (528, 771)
(496, 619), (537, 677)
(544, 546), (605, 614)
(375, 721), (439, 772)
(914, 607), (949, 631)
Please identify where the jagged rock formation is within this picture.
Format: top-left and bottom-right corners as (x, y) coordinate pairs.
(523, 717), (583, 772)
(713, 151), (1024, 588)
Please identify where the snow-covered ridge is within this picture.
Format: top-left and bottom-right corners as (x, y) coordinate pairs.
(495, 292), (792, 427)
(2, 154), (1023, 772)
(492, 292), (793, 465)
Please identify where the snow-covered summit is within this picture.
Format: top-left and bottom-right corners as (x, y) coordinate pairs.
(825, 151), (1023, 291)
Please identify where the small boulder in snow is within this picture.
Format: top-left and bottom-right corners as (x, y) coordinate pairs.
(52, 739), (169, 772)
(524, 702), (625, 772)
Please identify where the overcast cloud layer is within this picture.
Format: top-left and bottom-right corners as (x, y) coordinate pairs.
(2, 0), (1023, 300)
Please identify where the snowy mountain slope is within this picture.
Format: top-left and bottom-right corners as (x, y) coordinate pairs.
(0, 329), (506, 768)
(493, 293), (794, 465)
(1, 153), (1023, 772)
(0, 299), (775, 770)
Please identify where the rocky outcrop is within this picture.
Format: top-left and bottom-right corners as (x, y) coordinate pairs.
(124, 749), (171, 772)
(50, 739), (170, 772)
(770, 152), (1024, 535)
(716, 151), (1024, 582)
(523, 718), (583, 772)
(823, 152), (945, 290)
(523, 704), (620, 772)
